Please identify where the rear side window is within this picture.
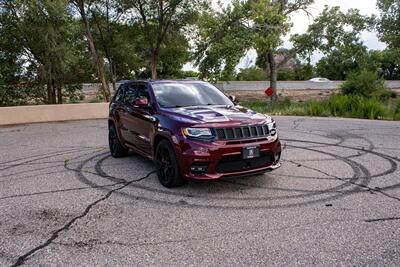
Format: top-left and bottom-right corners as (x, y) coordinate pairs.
(123, 83), (137, 104)
(136, 83), (150, 101)
(115, 86), (125, 102)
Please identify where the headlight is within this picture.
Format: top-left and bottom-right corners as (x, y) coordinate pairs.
(267, 119), (277, 136)
(267, 121), (276, 131)
(182, 128), (213, 138)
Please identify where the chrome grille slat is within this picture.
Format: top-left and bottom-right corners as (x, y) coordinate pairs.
(215, 125), (270, 140)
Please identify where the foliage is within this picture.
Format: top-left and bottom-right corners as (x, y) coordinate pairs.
(340, 70), (391, 101)
(377, 0), (400, 50)
(0, 0), (97, 104)
(243, 93), (398, 120)
(63, 84), (84, 103)
(277, 69), (295, 81)
(0, 83), (46, 106)
(237, 67), (267, 81)
(194, 0), (315, 92)
(121, 0), (205, 79)
(236, 64), (313, 81)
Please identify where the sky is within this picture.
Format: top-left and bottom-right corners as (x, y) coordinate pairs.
(184, 0), (386, 71)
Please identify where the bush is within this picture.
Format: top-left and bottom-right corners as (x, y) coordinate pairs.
(341, 70), (387, 98)
(236, 67), (268, 81)
(0, 83), (46, 106)
(64, 84), (84, 103)
(393, 100), (400, 120)
(326, 94), (386, 119)
(242, 93), (391, 120)
(277, 69), (295, 81)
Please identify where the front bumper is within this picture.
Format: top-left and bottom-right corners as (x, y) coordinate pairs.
(175, 136), (282, 180)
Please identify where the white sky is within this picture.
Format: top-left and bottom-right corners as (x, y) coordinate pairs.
(184, 0), (386, 71)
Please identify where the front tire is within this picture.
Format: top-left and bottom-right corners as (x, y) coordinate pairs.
(109, 124), (129, 158)
(155, 140), (186, 187)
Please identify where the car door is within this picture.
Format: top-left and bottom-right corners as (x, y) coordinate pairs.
(118, 83), (138, 145)
(131, 82), (157, 154)
(110, 84), (130, 144)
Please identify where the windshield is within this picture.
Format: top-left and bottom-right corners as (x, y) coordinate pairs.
(151, 82), (233, 108)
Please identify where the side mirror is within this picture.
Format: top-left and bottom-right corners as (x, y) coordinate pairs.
(134, 97), (149, 107)
(228, 95), (239, 104)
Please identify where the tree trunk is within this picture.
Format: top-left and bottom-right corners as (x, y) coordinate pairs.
(57, 82), (62, 104)
(151, 48), (158, 80)
(47, 80), (53, 104)
(110, 59), (117, 92)
(267, 52), (278, 102)
(77, 0), (111, 101)
(51, 79), (57, 104)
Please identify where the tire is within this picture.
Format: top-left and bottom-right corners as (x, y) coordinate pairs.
(155, 140), (186, 187)
(109, 124), (129, 158)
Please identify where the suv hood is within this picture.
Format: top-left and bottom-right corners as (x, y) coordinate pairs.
(162, 105), (270, 125)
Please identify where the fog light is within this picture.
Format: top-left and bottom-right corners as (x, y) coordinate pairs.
(190, 163), (208, 175)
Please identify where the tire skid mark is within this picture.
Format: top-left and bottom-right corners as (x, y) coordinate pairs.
(64, 134), (400, 210)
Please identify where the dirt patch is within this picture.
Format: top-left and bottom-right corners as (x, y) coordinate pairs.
(230, 89), (337, 102)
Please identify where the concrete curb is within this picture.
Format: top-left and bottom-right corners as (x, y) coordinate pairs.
(0, 103), (109, 126)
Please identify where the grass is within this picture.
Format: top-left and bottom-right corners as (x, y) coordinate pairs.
(242, 94), (400, 121)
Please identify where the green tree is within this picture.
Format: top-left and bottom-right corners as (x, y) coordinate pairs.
(292, 6), (374, 81)
(376, 0), (400, 80)
(195, 0), (315, 101)
(121, 0), (205, 80)
(1, 0), (80, 104)
(377, 0), (400, 49)
(89, 0), (144, 90)
(371, 49), (400, 80)
(316, 43), (374, 80)
(72, 0), (112, 101)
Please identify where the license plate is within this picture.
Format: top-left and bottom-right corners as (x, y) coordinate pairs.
(241, 146), (260, 159)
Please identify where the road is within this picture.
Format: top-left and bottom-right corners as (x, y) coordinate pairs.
(214, 80), (400, 91)
(1, 117), (399, 266)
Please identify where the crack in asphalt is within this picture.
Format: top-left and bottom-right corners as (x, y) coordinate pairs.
(365, 217), (400, 223)
(10, 170), (157, 267)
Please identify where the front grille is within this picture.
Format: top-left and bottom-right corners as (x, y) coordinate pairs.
(216, 152), (274, 173)
(215, 125), (270, 140)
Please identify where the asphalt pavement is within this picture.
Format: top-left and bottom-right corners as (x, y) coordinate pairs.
(1, 117), (399, 266)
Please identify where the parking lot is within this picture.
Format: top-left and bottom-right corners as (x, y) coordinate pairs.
(1, 116), (399, 266)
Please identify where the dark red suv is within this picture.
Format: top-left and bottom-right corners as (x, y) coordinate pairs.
(108, 80), (281, 187)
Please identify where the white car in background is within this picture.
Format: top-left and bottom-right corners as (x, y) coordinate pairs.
(309, 77), (331, 83)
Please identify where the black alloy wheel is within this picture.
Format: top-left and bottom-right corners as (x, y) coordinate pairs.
(108, 124), (129, 158)
(155, 140), (186, 187)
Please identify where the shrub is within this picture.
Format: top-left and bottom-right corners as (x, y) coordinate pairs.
(236, 67), (268, 81)
(393, 100), (400, 120)
(341, 70), (387, 98)
(0, 83), (46, 106)
(64, 84), (84, 103)
(242, 93), (392, 120)
(277, 69), (295, 81)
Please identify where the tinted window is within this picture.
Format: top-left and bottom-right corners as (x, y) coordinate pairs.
(136, 83), (150, 101)
(123, 83), (137, 104)
(115, 86), (125, 102)
(152, 82), (233, 108)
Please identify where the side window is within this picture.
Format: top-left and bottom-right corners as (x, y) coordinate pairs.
(115, 85), (125, 102)
(136, 83), (150, 101)
(123, 83), (137, 104)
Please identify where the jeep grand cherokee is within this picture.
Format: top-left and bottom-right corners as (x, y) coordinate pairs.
(108, 80), (281, 187)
